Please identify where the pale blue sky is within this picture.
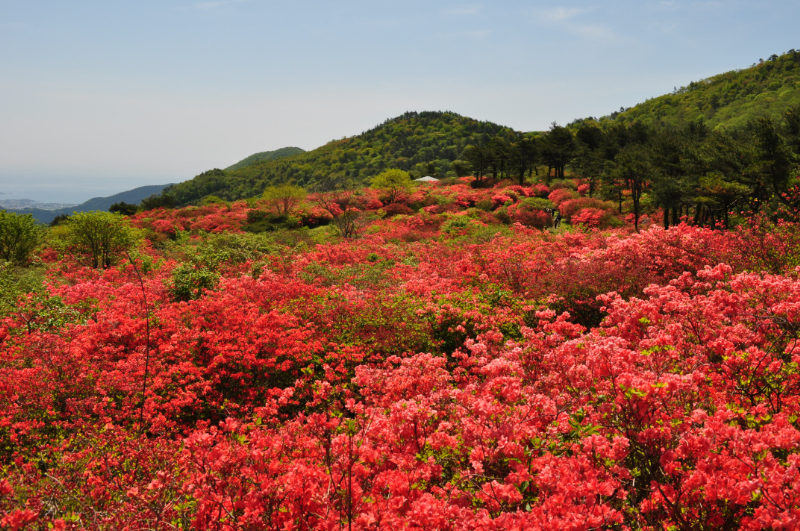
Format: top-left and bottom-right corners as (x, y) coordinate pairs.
(1, 0), (798, 202)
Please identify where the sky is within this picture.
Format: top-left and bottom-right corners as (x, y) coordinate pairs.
(1, 1), (798, 203)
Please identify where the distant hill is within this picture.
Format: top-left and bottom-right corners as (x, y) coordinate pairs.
(603, 49), (800, 129)
(13, 183), (172, 224)
(225, 147), (306, 171)
(165, 111), (528, 205)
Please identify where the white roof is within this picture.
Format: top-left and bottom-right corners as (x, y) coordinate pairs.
(415, 176), (439, 182)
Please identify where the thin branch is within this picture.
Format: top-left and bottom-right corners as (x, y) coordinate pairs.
(125, 251), (151, 425)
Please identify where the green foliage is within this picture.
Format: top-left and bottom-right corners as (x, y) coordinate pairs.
(225, 146), (306, 171)
(165, 111), (524, 205)
(440, 216), (472, 234)
(139, 193), (176, 211)
(66, 211), (135, 269)
(475, 198), (493, 211)
(0, 262), (46, 320)
(371, 168), (414, 204)
(602, 51), (800, 130)
(0, 211), (44, 265)
(550, 179), (577, 190)
(494, 207), (512, 224)
(201, 195), (227, 206)
(521, 197), (555, 211)
(49, 214), (70, 227)
(169, 231), (277, 269)
(109, 201), (139, 216)
(541, 123), (576, 180)
(169, 264), (219, 302)
(164, 232), (284, 300)
(262, 184), (307, 215)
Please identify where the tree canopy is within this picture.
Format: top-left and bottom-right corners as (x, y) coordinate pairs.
(370, 169), (414, 204)
(0, 211), (44, 265)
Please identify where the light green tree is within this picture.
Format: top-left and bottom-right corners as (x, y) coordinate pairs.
(67, 211), (135, 268)
(371, 169), (414, 204)
(0, 211), (44, 265)
(263, 184), (307, 215)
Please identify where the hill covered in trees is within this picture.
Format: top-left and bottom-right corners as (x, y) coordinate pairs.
(155, 52), (800, 208)
(224, 146), (306, 171)
(603, 49), (800, 129)
(164, 111), (528, 205)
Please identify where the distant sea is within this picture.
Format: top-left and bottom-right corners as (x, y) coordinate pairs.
(0, 175), (180, 204)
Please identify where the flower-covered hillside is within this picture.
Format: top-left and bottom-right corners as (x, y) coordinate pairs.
(2, 177), (800, 530)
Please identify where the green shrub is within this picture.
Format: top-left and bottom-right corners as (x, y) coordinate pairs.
(550, 179), (577, 190)
(0, 211), (44, 265)
(66, 211), (135, 269)
(476, 199), (493, 211)
(494, 207), (512, 224)
(520, 197), (555, 211)
(441, 216), (472, 234)
(169, 264), (219, 302)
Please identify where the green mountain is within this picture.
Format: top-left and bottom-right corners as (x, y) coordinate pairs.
(225, 146), (306, 171)
(604, 50), (800, 129)
(165, 111), (527, 205)
(163, 53), (800, 207)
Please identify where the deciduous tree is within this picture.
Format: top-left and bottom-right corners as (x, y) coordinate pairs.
(370, 169), (413, 204)
(66, 211), (135, 268)
(263, 183), (307, 216)
(0, 211), (43, 265)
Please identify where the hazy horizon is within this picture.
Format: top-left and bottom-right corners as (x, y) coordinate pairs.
(2, 1), (798, 204)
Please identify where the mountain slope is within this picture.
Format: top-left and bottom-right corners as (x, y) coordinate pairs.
(16, 184), (173, 224)
(75, 184), (175, 212)
(166, 111), (528, 205)
(605, 50), (800, 129)
(225, 147), (306, 171)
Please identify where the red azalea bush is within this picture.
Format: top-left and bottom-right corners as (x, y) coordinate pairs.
(383, 203), (414, 217)
(506, 202), (552, 229)
(530, 183), (550, 197)
(572, 207), (614, 227)
(548, 188), (577, 206)
(558, 197), (615, 222)
(490, 193), (514, 209)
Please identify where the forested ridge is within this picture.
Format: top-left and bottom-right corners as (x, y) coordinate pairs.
(602, 49), (800, 128)
(224, 146), (306, 171)
(165, 111), (527, 205)
(160, 51), (800, 209)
